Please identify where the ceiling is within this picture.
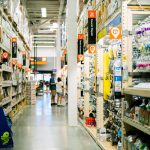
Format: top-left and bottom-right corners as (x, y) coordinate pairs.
(22, 0), (66, 47)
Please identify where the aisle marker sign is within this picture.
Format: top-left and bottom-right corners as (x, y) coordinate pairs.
(110, 27), (122, 39)
(11, 37), (17, 58)
(88, 45), (96, 54)
(88, 10), (96, 44)
(2, 52), (9, 59)
(78, 34), (84, 54)
(78, 34), (84, 61)
(22, 51), (26, 66)
(78, 54), (84, 61)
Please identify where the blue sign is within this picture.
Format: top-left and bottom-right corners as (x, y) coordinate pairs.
(0, 108), (13, 148)
(114, 76), (122, 81)
(106, 14), (121, 32)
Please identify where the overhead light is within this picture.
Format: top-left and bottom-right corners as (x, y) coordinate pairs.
(34, 41), (55, 44)
(33, 35), (56, 37)
(41, 8), (47, 17)
(32, 45), (55, 48)
(53, 23), (59, 28)
(50, 28), (57, 32)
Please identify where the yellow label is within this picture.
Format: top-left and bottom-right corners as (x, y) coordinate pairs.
(97, 28), (107, 40)
(122, 55), (127, 61)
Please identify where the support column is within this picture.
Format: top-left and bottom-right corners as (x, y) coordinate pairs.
(67, 0), (78, 126)
(56, 24), (61, 77)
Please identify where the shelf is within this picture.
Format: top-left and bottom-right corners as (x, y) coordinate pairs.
(2, 81), (12, 87)
(12, 80), (17, 86)
(0, 64), (12, 73)
(97, 139), (117, 150)
(123, 116), (150, 136)
(79, 118), (97, 139)
(0, 43), (11, 53)
(79, 118), (117, 150)
(129, 72), (150, 78)
(11, 97), (25, 108)
(4, 106), (12, 115)
(123, 87), (150, 98)
(0, 97), (11, 106)
(12, 93), (17, 97)
(97, 8), (121, 34)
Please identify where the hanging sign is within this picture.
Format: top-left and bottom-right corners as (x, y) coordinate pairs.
(11, 37), (17, 58)
(88, 45), (96, 54)
(22, 52), (26, 66)
(0, 26), (2, 42)
(88, 10), (96, 44)
(2, 52), (9, 59)
(78, 54), (84, 61)
(78, 34), (84, 54)
(12, 60), (17, 65)
(78, 34), (84, 61)
(110, 27), (122, 39)
(18, 64), (22, 69)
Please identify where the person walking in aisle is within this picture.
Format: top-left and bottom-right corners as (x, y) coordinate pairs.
(49, 73), (57, 105)
(56, 77), (64, 106)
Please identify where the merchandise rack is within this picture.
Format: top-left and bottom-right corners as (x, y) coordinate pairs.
(0, 5), (31, 123)
(121, 1), (150, 149)
(77, 0), (150, 150)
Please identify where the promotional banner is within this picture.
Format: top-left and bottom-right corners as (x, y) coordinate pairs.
(2, 52), (9, 59)
(110, 27), (122, 39)
(88, 10), (96, 44)
(11, 37), (17, 58)
(22, 53), (26, 66)
(78, 34), (84, 54)
(78, 34), (84, 61)
(88, 45), (96, 54)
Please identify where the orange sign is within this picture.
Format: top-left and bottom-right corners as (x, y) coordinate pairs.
(88, 10), (96, 18)
(12, 37), (17, 42)
(78, 34), (84, 40)
(88, 45), (96, 54)
(78, 54), (84, 61)
(110, 27), (122, 39)
(22, 51), (26, 55)
(18, 64), (22, 69)
(12, 60), (17, 65)
(2, 52), (9, 59)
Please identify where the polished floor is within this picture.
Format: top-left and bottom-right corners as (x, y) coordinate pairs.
(11, 94), (100, 150)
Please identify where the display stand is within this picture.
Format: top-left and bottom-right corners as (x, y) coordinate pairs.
(0, 4), (31, 123)
(0, 107), (13, 148)
(121, 1), (150, 149)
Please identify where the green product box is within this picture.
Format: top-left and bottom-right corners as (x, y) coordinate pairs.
(124, 136), (128, 150)
(144, 110), (149, 126)
(149, 111), (150, 126)
(139, 109), (145, 124)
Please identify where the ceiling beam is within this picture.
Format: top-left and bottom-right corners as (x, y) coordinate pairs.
(27, 1), (60, 5)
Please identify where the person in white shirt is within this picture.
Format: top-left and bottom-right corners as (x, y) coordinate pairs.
(56, 77), (64, 106)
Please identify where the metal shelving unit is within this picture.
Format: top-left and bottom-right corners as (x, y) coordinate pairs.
(123, 88), (150, 98)
(0, 4), (31, 123)
(123, 116), (150, 136)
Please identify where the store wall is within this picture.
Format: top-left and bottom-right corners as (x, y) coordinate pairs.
(37, 57), (56, 71)
(31, 47), (57, 57)
(31, 47), (57, 71)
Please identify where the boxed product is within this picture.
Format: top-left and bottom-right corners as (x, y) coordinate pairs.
(139, 108), (145, 124)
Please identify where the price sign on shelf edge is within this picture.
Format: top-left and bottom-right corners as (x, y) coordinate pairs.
(110, 27), (122, 39)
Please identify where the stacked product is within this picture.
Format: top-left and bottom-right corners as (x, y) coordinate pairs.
(26, 81), (36, 105)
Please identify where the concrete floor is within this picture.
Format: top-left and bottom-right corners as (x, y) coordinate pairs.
(10, 94), (100, 150)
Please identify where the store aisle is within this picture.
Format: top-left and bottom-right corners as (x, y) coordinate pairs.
(12, 94), (100, 150)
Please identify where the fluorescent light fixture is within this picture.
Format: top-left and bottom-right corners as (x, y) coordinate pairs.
(53, 23), (58, 28)
(50, 28), (57, 32)
(41, 8), (47, 17)
(34, 41), (55, 44)
(32, 45), (55, 48)
(33, 35), (56, 37)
